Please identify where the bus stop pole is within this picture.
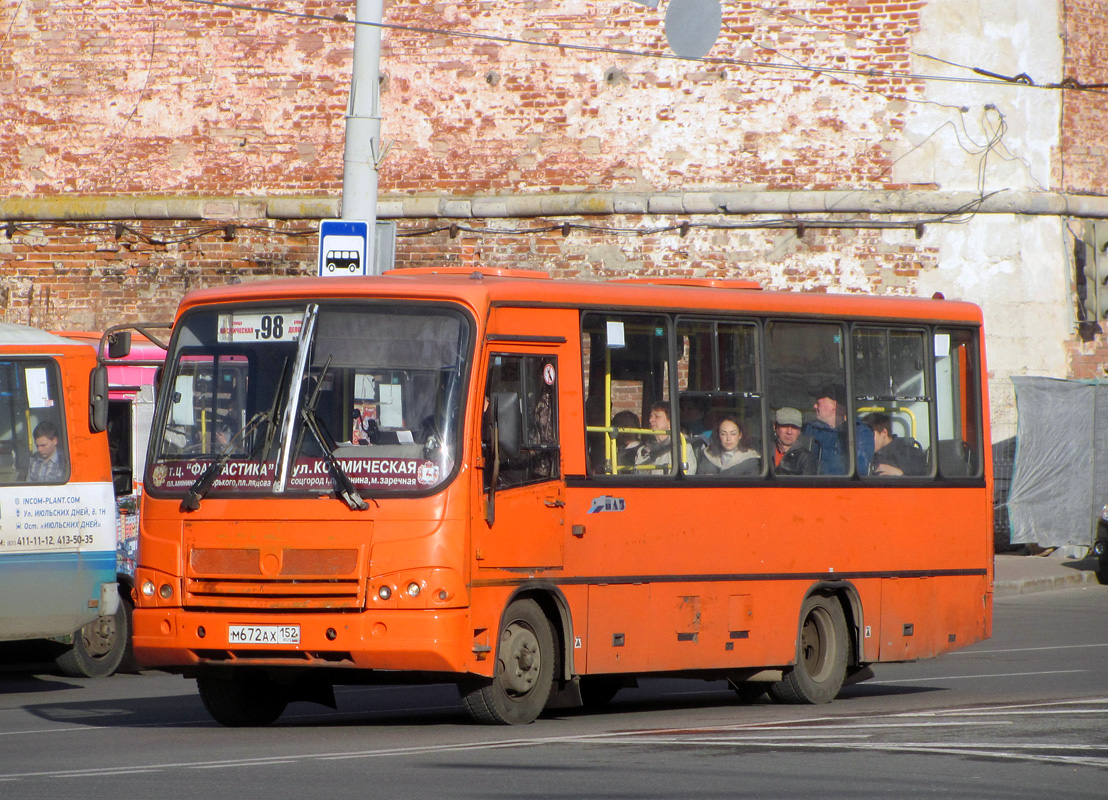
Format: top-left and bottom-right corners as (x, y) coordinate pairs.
(341, 0), (383, 274)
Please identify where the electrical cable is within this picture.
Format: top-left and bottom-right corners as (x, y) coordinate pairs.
(175, 0), (1107, 95)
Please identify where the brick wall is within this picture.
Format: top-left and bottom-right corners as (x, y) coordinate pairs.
(0, 220), (315, 330)
(2, 1), (927, 199)
(0, 0), (1035, 334)
(1061, 0), (1108, 376)
(1059, 0), (1108, 195)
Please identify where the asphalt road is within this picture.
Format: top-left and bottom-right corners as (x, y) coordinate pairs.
(1, 584), (1106, 799)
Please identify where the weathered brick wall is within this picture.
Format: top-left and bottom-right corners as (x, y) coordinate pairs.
(0, 0), (1008, 336)
(1061, 0), (1108, 376)
(1059, 0), (1108, 195)
(2, 0), (925, 199)
(0, 214), (935, 330)
(0, 221), (315, 331)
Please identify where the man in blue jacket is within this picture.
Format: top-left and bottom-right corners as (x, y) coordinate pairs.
(802, 384), (874, 476)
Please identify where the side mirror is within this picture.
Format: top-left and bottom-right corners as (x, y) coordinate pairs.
(89, 365), (108, 433)
(107, 330), (132, 359)
(488, 392), (522, 460)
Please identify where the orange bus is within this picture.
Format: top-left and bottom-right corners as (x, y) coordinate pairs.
(132, 269), (992, 726)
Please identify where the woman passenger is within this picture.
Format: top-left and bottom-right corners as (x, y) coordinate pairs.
(698, 415), (760, 476)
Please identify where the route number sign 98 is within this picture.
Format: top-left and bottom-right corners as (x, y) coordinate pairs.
(218, 312), (305, 343)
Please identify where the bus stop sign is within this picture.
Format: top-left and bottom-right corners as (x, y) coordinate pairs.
(318, 219), (369, 277)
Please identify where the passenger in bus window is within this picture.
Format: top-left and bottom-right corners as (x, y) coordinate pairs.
(679, 395), (712, 446)
(28, 421), (66, 483)
(698, 415), (760, 476)
(802, 384), (875, 476)
(772, 408), (815, 476)
(214, 418), (238, 453)
(863, 413), (928, 477)
(635, 402), (697, 474)
(611, 410), (642, 472)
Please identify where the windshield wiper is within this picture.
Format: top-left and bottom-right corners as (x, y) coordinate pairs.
(179, 410), (270, 512)
(290, 355), (332, 464)
(256, 357), (290, 461)
(300, 406), (369, 511)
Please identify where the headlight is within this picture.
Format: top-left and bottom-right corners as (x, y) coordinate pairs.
(1099, 504), (1108, 523)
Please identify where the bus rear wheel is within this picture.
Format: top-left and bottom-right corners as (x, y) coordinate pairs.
(197, 670), (289, 727)
(461, 599), (555, 725)
(769, 594), (849, 705)
(55, 595), (130, 679)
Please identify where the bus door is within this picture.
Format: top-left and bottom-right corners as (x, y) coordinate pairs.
(478, 350), (564, 568)
(476, 310), (570, 570)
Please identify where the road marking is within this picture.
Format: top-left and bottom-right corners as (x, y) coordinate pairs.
(955, 642), (1108, 655)
(3, 696), (1108, 780)
(869, 668), (1086, 684)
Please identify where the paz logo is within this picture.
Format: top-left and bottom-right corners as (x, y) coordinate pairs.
(587, 496), (626, 514)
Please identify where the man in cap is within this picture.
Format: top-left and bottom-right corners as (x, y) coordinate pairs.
(802, 383), (874, 476)
(771, 407), (815, 476)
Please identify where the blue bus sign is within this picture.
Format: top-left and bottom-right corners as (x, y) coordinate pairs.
(318, 219), (369, 277)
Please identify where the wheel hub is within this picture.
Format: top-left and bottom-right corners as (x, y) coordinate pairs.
(499, 622), (541, 696)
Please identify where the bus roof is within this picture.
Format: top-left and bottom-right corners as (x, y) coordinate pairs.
(174, 270), (984, 325)
(0, 322), (94, 348)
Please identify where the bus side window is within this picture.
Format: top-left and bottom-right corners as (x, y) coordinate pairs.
(0, 360), (70, 484)
(581, 313), (674, 476)
(853, 326), (933, 478)
(934, 329), (983, 478)
(765, 320), (850, 476)
(677, 318), (764, 477)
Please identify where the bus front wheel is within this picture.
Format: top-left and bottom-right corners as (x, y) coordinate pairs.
(769, 594), (849, 705)
(461, 599), (555, 725)
(197, 670), (289, 727)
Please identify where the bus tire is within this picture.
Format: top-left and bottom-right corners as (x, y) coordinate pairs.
(197, 671), (289, 727)
(769, 594), (849, 705)
(461, 599), (555, 725)
(55, 595), (130, 679)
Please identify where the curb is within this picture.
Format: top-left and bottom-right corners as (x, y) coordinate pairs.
(994, 570), (1100, 598)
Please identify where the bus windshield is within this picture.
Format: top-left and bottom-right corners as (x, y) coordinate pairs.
(147, 302), (471, 500)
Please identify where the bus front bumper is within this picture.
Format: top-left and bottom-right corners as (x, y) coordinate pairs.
(132, 606), (475, 675)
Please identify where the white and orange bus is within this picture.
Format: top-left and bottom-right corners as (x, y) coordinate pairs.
(0, 324), (121, 661)
(132, 269), (992, 726)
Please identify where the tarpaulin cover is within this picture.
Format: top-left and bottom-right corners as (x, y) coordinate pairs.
(1007, 376), (1108, 548)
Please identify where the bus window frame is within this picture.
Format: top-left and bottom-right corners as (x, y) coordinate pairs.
(933, 326), (985, 480)
(675, 314), (767, 479)
(0, 356), (70, 486)
(581, 310), (678, 479)
(849, 322), (937, 481)
(581, 311), (986, 487)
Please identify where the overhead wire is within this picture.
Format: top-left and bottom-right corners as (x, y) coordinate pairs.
(177, 0), (1108, 95)
(743, 2), (1107, 92)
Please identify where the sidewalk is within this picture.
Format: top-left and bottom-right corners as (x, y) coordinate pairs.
(994, 552), (1104, 597)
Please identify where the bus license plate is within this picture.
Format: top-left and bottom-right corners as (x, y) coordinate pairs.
(228, 624), (301, 645)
